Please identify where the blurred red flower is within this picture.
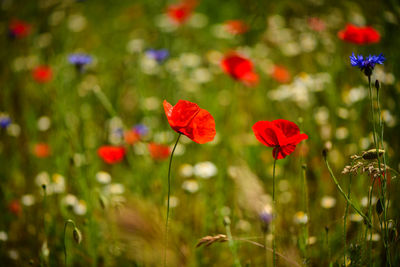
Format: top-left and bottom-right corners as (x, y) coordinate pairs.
(307, 17), (325, 32)
(148, 143), (171, 160)
(221, 53), (259, 86)
(270, 65), (291, 83)
(33, 143), (51, 158)
(338, 24), (380, 45)
(373, 171), (391, 189)
(32, 66), (53, 83)
(98, 146), (126, 164)
(9, 20), (31, 38)
(124, 130), (140, 145)
(9, 200), (22, 216)
(163, 99), (216, 144)
(167, 1), (196, 24)
(224, 20), (248, 35)
(252, 119), (308, 160)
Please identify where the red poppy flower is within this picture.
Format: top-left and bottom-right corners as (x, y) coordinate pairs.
(98, 146), (126, 164)
(221, 53), (258, 86)
(9, 200), (22, 216)
(167, 1), (196, 24)
(221, 53), (259, 86)
(224, 20), (248, 35)
(32, 66), (53, 83)
(338, 24), (380, 45)
(270, 65), (291, 83)
(33, 143), (51, 158)
(252, 119), (308, 159)
(9, 20), (31, 38)
(148, 143), (171, 160)
(163, 99), (216, 144)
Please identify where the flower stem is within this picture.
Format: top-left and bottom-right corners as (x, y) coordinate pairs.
(368, 76), (391, 265)
(375, 80), (391, 266)
(343, 162), (353, 267)
(224, 217), (242, 267)
(64, 219), (76, 267)
(272, 154), (277, 267)
(301, 164), (309, 262)
(164, 133), (181, 267)
(263, 232), (268, 267)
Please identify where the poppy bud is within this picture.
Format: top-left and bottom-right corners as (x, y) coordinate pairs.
(375, 79), (380, 91)
(322, 149), (328, 159)
(73, 227), (82, 244)
(223, 216), (231, 226)
(376, 198), (383, 216)
(99, 195), (108, 210)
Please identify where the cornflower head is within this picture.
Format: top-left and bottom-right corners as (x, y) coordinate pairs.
(68, 53), (93, 72)
(145, 49), (169, 63)
(350, 53), (385, 76)
(0, 113), (12, 129)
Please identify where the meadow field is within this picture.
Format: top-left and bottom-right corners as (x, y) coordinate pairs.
(1, 0), (400, 266)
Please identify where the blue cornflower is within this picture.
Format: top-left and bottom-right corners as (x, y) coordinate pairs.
(133, 124), (148, 136)
(0, 114), (12, 129)
(145, 49), (169, 63)
(350, 53), (385, 76)
(259, 210), (273, 232)
(68, 53), (93, 72)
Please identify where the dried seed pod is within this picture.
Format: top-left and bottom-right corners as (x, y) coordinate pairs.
(196, 234), (228, 248)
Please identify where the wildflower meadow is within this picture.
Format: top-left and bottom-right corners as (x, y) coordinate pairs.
(2, 0), (400, 266)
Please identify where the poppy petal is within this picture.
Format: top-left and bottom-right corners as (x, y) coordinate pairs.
(164, 100), (200, 131)
(273, 144), (296, 159)
(272, 119), (300, 138)
(284, 133), (309, 146)
(164, 99), (216, 144)
(189, 109), (216, 144)
(252, 121), (279, 147)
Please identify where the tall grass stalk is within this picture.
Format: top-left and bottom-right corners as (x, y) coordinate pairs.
(224, 217), (242, 267)
(323, 151), (372, 228)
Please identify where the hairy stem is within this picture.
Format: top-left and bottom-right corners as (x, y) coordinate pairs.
(64, 219), (76, 267)
(164, 133), (181, 267)
(272, 152), (278, 267)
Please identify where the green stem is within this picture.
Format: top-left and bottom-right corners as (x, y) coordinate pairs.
(164, 133), (181, 267)
(263, 232), (268, 267)
(301, 164), (309, 262)
(41, 185), (49, 266)
(375, 81), (391, 266)
(272, 152), (278, 267)
(323, 153), (372, 227)
(92, 86), (117, 117)
(64, 219), (76, 267)
(343, 167), (352, 266)
(225, 219), (242, 267)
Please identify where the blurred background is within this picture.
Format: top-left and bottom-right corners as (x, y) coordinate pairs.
(1, 0), (400, 266)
